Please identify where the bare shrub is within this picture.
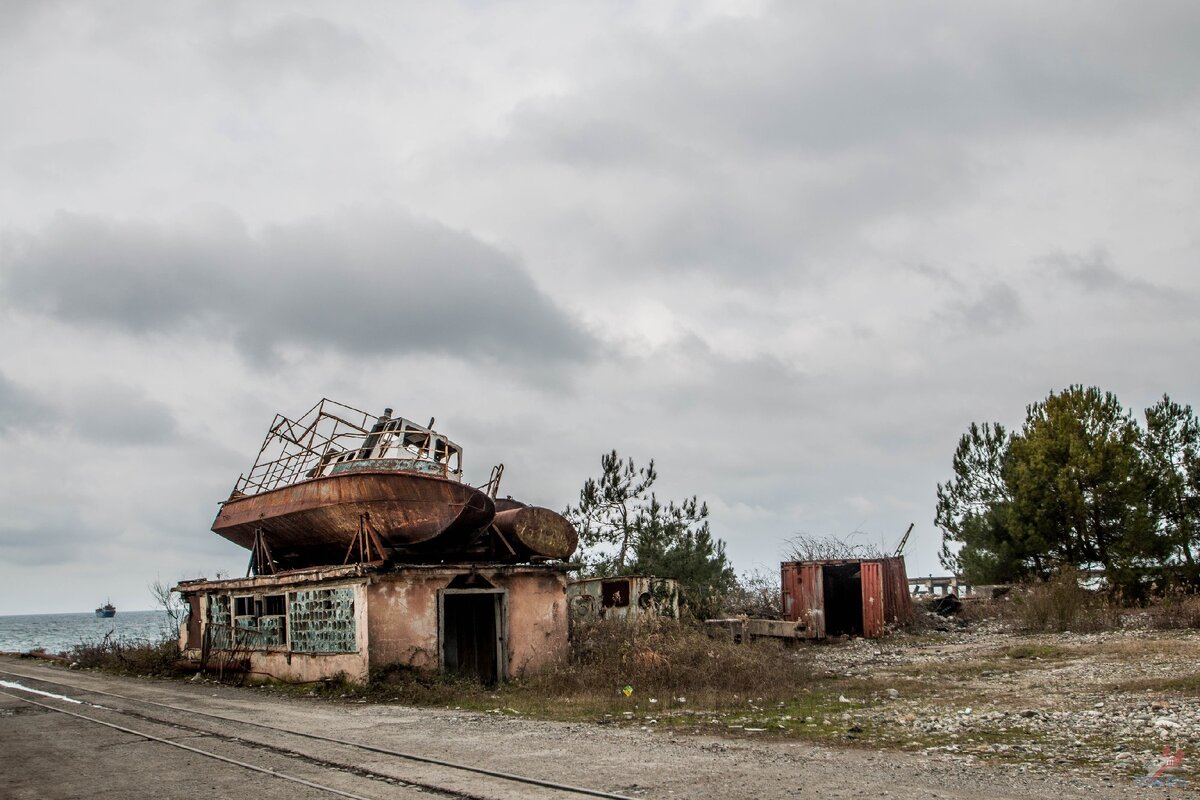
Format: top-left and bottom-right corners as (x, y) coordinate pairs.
(150, 578), (186, 641)
(1005, 571), (1120, 633)
(1139, 591), (1200, 630)
(956, 597), (1004, 625)
(67, 632), (181, 676)
(786, 533), (885, 561)
(720, 569), (782, 618)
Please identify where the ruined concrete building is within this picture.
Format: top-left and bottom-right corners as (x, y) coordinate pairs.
(175, 399), (578, 684)
(566, 575), (680, 623)
(177, 563), (568, 684)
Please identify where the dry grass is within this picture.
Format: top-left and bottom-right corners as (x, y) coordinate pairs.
(1114, 672), (1200, 696)
(67, 632), (182, 676)
(1004, 572), (1121, 633)
(312, 618), (821, 720)
(1136, 592), (1200, 630)
(520, 618), (815, 708)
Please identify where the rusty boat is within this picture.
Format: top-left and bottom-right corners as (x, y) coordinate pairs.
(213, 399), (577, 571)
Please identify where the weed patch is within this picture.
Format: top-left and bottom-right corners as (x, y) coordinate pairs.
(67, 632), (182, 677)
(1005, 572), (1121, 633)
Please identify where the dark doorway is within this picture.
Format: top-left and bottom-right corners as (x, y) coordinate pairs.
(822, 563), (863, 637)
(441, 591), (503, 684)
(183, 593), (201, 649)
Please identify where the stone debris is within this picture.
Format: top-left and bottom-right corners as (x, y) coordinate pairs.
(797, 624), (1199, 782)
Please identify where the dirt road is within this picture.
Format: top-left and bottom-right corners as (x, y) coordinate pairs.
(0, 654), (1169, 799)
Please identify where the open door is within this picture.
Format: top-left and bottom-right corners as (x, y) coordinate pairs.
(183, 592), (201, 649)
(440, 590), (506, 684)
(821, 563), (863, 637)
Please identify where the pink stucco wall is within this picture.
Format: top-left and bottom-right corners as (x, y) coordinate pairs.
(366, 567), (569, 677)
(178, 564), (568, 684)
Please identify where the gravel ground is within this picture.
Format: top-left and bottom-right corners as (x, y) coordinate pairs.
(2, 622), (1197, 797)
(790, 620), (1199, 788)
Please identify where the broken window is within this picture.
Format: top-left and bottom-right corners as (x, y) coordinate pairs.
(601, 579), (631, 608)
(288, 588), (357, 653)
(229, 593), (287, 647)
(263, 594), (286, 616)
(234, 596), (254, 618)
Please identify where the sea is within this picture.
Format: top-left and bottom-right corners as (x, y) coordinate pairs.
(0, 610), (177, 655)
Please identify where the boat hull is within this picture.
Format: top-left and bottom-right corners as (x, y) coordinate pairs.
(212, 471), (496, 567)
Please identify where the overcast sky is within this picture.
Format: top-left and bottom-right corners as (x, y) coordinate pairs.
(2, 1), (1199, 614)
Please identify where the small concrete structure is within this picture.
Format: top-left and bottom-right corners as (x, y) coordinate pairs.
(566, 576), (680, 623)
(175, 562), (569, 684)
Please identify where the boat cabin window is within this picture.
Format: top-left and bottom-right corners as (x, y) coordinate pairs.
(402, 426), (428, 450)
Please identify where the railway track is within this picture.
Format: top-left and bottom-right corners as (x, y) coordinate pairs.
(0, 666), (635, 800)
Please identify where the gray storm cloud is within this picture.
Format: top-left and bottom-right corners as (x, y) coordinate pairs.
(1, 211), (597, 366)
(1, 1), (1199, 612)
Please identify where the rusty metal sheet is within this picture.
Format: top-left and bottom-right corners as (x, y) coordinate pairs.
(861, 560), (885, 638)
(882, 556), (913, 624)
(212, 471), (495, 568)
(783, 557), (913, 639)
(799, 563), (824, 638)
(492, 507), (578, 560)
(781, 561), (825, 638)
(781, 562), (798, 621)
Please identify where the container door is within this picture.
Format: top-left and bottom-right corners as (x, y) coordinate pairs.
(780, 563), (798, 621)
(798, 562), (825, 639)
(861, 561), (884, 638)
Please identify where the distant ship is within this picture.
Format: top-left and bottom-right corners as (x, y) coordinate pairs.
(95, 601), (116, 618)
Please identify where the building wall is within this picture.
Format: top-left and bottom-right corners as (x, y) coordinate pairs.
(566, 576), (681, 622)
(179, 564), (568, 684)
(501, 570), (569, 675)
(365, 572), (443, 671)
(187, 578), (370, 683)
(365, 567), (569, 678)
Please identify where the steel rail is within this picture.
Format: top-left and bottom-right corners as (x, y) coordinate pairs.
(0, 668), (635, 800)
(0, 689), (378, 800)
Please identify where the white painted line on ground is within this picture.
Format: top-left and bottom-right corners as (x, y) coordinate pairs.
(0, 679), (83, 704)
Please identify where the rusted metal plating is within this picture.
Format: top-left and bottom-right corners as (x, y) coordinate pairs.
(212, 399), (578, 570)
(781, 556), (912, 639)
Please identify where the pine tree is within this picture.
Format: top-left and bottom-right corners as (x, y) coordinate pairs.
(565, 451), (734, 617)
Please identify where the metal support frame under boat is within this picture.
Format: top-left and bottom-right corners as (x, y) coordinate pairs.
(247, 528), (277, 577)
(343, 513), (389, 565)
